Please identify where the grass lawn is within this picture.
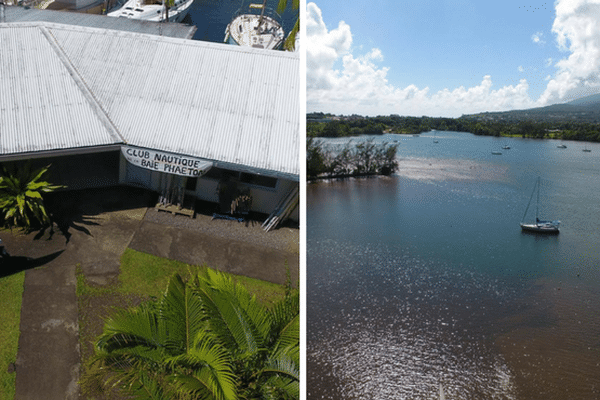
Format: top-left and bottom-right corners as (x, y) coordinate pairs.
(0, 271), (25, 400)
(77, 248), (287, 399)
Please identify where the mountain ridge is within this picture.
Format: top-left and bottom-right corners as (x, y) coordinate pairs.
(462, 92), (600, 123)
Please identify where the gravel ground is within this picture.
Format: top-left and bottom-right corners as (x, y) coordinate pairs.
(144, 208), (300, 255)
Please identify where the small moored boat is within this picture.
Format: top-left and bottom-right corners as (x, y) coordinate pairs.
(557, 144), (567, 149)
(107, 0), (193, 22)
(520, 177), (560, 234)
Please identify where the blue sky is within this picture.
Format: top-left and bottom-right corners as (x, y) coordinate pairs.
(307, 0), (600, 117)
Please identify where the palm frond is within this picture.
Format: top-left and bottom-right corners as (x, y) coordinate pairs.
(166, 333), (237, 400)
(283, 19), (299, 51)
(270, 314), (299, 355)
(264, 348), (299, 380)
(160, 273), (207, 355)
(259, 374), (299, 400)
(193, 270), (269, 355)
(96, 302), (165, 353)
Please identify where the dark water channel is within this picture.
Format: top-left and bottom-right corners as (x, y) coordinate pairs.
(184, 0), (298, 44)
(307, 132), (600, 399)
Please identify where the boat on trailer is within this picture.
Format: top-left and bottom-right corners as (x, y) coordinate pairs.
(520, 177), (560, 234)
(224, 1), (285, 50)
(107, 0), (193, 23)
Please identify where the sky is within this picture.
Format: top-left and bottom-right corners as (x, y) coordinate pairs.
(306, 0), (600, 117)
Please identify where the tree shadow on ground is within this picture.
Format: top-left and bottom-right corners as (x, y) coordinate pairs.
(34, 215), (101, 244)
(0, 250), (65, 279)
(40, 186), (156, 244)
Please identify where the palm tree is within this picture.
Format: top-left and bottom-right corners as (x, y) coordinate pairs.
(84, 269), (299, 400)
(0, 163), (63, 232)
(277, 0), (299, 51)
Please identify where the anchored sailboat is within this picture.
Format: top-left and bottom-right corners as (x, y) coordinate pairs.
(224, 0), (285, 50)
(520, 177), (560, 234)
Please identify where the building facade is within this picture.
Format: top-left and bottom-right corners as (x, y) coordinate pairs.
(0, 20), (299, 224)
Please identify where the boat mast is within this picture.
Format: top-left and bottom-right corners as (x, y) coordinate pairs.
(521, 178), (538, 223)
(257, 0), (267, 31)
(536, 177), (540, 222)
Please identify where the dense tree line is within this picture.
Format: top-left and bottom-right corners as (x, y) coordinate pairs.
(307, 138), (398, 180)
(307, 114), (600, 142)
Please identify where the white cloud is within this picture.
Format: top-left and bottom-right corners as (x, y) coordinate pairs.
(531, 31), (546, 45)
(306, 2), (352, 91)
(307, 1), (600, 117)
(539, 0), (600, 103)
(306, 2), (537, 117)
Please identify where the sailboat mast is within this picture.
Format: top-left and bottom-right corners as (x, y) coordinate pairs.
(536, 177), (540, 221)
(522, 178), (537, 223)
(257, 0), (267, 29)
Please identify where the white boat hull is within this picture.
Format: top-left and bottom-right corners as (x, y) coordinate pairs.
(224, 5), (285, 50)
(107, 0), (193, 23)
(520, 222), (560, 234)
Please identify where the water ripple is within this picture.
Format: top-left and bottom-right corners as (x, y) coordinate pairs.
(308, 240), (521, 399)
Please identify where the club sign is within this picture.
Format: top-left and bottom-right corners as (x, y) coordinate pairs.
(122, 146), (213, 177)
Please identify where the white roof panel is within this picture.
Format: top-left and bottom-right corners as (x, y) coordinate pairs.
(0, 23), (299, 179)
(0, 25), (122, 156)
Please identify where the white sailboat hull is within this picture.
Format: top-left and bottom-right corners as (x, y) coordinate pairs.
(224, 3), (285, 50)
(520, 221), (560, 234)
(107, 0), (193, 23)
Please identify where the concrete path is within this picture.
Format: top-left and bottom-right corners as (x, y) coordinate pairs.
(5, 187), (298, 400)
(9, 200), (147, 400)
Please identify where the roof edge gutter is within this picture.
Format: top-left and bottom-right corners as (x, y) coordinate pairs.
(214, 161), (299, 182)
(0, 144), (123, 162)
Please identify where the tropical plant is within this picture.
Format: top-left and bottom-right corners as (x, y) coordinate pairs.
(84, 269), (300, 400)
(0, 163), (63, 232)
(277, 0), (299, 51)
(306, 137), (327, 178)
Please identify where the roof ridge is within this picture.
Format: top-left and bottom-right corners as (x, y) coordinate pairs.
(39, 24), (126, 144)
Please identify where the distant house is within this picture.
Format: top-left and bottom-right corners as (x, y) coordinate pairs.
(0, 20), (299, 225)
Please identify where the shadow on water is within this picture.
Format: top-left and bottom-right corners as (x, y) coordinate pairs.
(0, 250), (65, 279)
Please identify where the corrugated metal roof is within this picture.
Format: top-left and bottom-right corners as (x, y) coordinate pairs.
(51, 24), (300, 178)
(0, 24), (123, 155)
(0, 22), (299, 179)
(2, 6), (196, 39)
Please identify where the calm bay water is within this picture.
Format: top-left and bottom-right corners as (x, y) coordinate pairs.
(184, 0), (298, 43)
(307, 131), (600, 399)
